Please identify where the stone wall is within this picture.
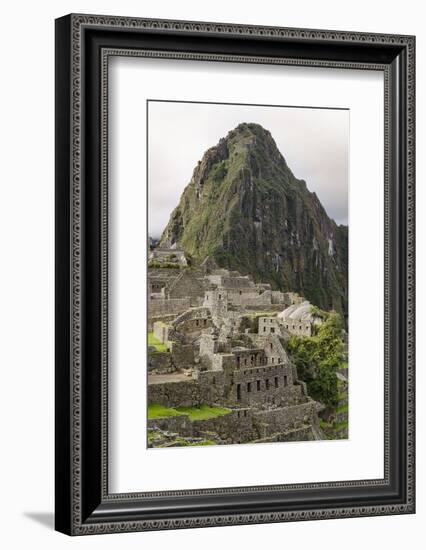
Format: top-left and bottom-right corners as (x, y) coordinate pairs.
(271, 291), (286, 304)
(167, 272), (205, 305)
(227, 290), (265, 307)
(172, 307), (210, 326)
(148, 297), (191, 318)
(150, 248), (187, 266)
(148, 351), (173, 373)
(254, 401), (317, 437)
(148, 379), (203, 407)
(233, 348), (266, 369)
(199, 333), (218, 359)
(232, 364), (300, 407)
(148, 313), (178, 331)
(258, 315), (312, 337)
(280, 317), (312, 336)
(174, 317), (212, 335)
(203, 289), (228, 319)
(148, 369), (231, 407)
(169, 342), (195, 369)
(153, 321), (170, 343)
(258, 316), (281, 336)
(245, 304), (283, 313)
(147, 414), (191, 434)
(196, 370), (227, 403)
(147, 410), (260, 444)
(149, 279), (168, 293)
(148, 401), (317, 444)
(240, 291), (273, 308)
(283, 292), (305, 306)
(210, 353), (236, 373)
(251, 334), (289, 364)
(148, 361), (302, 409)
(148, 268), (181, 280)
(191, 410), (263, 443)
(172, 307), (213, 339)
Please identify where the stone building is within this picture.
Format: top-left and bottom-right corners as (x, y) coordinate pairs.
(147, 256), (306, 327)
(146, 252), (347, 446)
(149, 246), (188, 267)
(148, 282), (319, 444)
(258, 300), (321, 338)
(166, 271), (206, 305)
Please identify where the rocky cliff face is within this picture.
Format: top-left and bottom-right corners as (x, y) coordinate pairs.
(160, 123), (348, 315)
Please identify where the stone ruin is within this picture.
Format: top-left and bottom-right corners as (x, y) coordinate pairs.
(147, 258), (327, 445)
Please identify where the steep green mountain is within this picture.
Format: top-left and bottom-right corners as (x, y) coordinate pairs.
(159, 123), (348, 316)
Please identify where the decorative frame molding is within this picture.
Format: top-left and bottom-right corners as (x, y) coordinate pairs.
(55, 14), (415, 535)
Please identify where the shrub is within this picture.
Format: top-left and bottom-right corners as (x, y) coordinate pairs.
(287, 310), (344, 408)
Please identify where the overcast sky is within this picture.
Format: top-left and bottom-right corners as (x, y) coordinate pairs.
(148, 101), (349, 238)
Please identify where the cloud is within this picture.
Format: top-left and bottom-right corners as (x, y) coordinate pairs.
(148, 101), (349, 237)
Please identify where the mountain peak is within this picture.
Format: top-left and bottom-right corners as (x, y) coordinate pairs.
(228, 121), (272, 138)
(159, 124), (348, 315)
(225, 122), (278, 151)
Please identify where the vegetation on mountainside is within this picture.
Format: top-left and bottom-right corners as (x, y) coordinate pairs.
(287, 309), (345, 409)
(159, 122), (348, 315)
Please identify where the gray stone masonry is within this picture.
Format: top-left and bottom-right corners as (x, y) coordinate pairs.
(167, 272), (206, 305)
(147, 400), (317, 444)
(149, 247), (188, 266)
(149, 298), (191, 318)
(153, 321), (170, 343)
(169, 341), (195, 370)
(148, 378), (204, 408)
(146, 263), (334, 445)
(148, 352), (173, 373)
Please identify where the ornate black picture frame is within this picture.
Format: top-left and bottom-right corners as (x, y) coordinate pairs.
(55, 13), (415, 535)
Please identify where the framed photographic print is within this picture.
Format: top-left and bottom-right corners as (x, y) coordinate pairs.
(55, 14), (415, 535)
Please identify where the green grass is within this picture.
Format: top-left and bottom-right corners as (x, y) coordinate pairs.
(336, 403), (348, 415)
(148, 404), (231, 422)
(147, 429), (163, 442)
(148, 404), (186, 419)
(177, 405), (231, 421)
(148, 332), (169, 353)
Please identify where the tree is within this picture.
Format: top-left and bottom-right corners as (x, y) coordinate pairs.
(287, 311), (345, 408)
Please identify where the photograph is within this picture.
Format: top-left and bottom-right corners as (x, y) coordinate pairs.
(147, 101), (349, 448)
(51, 9), (415, 538)
(0, 0), (420, 546)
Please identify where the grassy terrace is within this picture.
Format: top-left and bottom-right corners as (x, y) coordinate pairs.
(148, 404), (231, 421)
(148, 331), (169, 353)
